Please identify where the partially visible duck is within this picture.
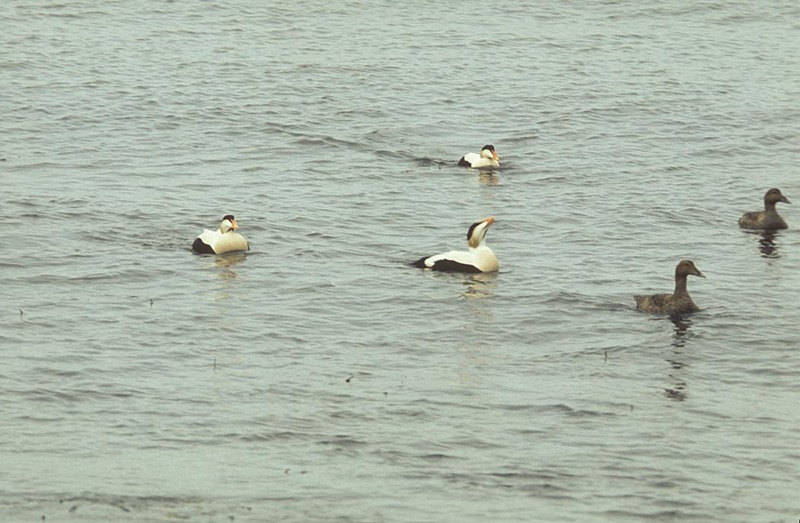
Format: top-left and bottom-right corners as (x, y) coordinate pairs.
(192, 214), (249, 254)
(634, 260), (705, 315)
(738, 188), (790, 230)
(458, 145), (500, 169)
(412, 216), (499, 273)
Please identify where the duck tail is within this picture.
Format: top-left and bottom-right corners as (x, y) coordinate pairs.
(410, 256), (429, 269)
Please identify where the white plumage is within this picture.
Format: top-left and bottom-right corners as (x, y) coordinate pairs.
(192, 214), (249, 254)
(412, 217), (499, 273)
(458, 145), (500, 169)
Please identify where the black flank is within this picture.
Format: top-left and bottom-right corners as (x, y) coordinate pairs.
(410, 256), (430, 268)
(192, 238), (215, 254)
(457, 156), (471, 167)
(430, 259), (481, 273)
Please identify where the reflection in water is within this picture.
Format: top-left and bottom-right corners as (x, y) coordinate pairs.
(478, 170), (500, 186)
(211, 253), (248, 302)
(664, 315), (692, 402)
(214, 252), (247, 280)
(461, 272), (498, 300)
(669, 314), (692, 348)
(743, 229), (782, 258)
(457, 273), (498, 385)
(757, 231), (779, 258)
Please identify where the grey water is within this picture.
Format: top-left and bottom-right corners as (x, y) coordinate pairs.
(1, 1), (799, 521)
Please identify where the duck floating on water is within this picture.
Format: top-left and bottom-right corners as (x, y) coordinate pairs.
(192, 214), (249, 254)
(634, 260), (705, 315)
(458, 145), (500, 169)
(738, 188), (790, 230)
(412, 216), (499, 273)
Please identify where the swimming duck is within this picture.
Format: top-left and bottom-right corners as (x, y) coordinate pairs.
(192, 214), (249, 254)
(738, 188), (790, 230)
(458, 145), (500, 169)
(412, 216), (499, 273)
(634, 260), (705, 314)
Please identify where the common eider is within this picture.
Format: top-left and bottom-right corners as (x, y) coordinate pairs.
(634, 260), (705, 315)
(457, 145), (500, 169)
(738, 188), (790, 230)
(412, 216), (499, 273)
(192, 214), (249, 254)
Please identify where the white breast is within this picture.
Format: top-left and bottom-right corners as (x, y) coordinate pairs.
(213, 232), (248, 254)
(198, 229), (248, 254)
(463, 153), (499, 169)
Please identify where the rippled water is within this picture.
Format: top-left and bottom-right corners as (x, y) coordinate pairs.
(2, 1), (799, 521)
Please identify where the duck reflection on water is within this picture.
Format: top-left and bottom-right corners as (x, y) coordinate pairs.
(740, 229), (783, 258)
(214, 251), (247, 280)
(664, 315), (693, 402)
(757, 230), (779, 258)
(462, 272), (498, 300)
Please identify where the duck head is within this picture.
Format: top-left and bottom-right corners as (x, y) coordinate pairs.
(467, 216), (496, 249)
(765, 188), (790, 206)
(220, 214), (239, 233)
(676, 260), (705, 279)
(480, 145), (499, 162)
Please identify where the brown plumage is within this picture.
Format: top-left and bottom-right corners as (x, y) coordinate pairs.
(634, 260), (705, 315)
(738, 188), (790, 230)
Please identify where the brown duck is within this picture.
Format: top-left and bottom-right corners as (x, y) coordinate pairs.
(738, 188), (790, 230)
(634, 260), (705, 314)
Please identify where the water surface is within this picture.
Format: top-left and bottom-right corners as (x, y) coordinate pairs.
(2, 1), (799, 521)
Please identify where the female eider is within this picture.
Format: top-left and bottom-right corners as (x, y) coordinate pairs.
(634, 260), (705, 315)
(192, 214), (249, 254)
(458, 145), (500, 169)
(412, 216), (499, 273)
(738, 188), (790, 230)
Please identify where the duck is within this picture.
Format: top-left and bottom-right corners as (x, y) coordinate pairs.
(192, 214), (249, 254)
(738, 188), (790, 230)
(457, 145), (500, 169)
(411, 216), (499, 273)
(634, 260), (705, 314)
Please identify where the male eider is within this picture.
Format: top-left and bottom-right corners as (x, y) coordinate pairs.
(458, 145), (500, 169)
(738, 188), (790, 230)
(634, 260), (705, 315)
(412, 216), (499, 273)
(192, 214), (249, 254)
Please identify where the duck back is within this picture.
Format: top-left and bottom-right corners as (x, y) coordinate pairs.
(635, 293), (699, 315)
(738, 210), (787, 230)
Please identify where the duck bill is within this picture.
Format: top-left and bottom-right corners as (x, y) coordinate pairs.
(230, 219), (239, 230)
(492, 151), (500, 161)
(695, 270), (706, 278)
(483, 216), (496, 226)
(783, 196), (791, 204)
